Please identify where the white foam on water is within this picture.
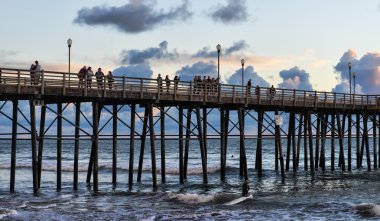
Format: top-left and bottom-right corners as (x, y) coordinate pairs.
(0, 208), (17, 219)
(168, 192), (215, 204)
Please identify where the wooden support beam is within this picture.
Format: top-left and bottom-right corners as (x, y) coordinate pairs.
(303, 111), (308, 171)
(30, 100), (38, 195)
(348, 113), (352, 171)
(220, 108), (226, 180)
(320, 114), (327, 172)
(296, 113), (303, 169)
(275, 110), (285, 177)
(203, 107), (207, 164)
(286, 112), (294, 171)
(356, 113), (360, 168)
(363, 113), (371, 171)
(57, 102), (62, 191)
(337, 113), (345, 171)
(10, 99), (18, 192)
(112, 104), (118, 187)
(238, 108), (248, 181)
(196, 106), (208, 184)
(331, 112), (335, 171)
(129, 104), (136, 189)
(74, 102), (80, 190)
(179, 106), (184, 184)
(373, 114), (377, 169)
(291, 112), (296, 172)
(148, 103), (157, 189)
(92, 101), (99, 192)
(307, 111), (314, 172)
(184, 107), (192, 180)
(137, 107), (149, 183)
(37, 104), (46, 189)
(257, 110), (264, 177)
(315, 113), (321, 169)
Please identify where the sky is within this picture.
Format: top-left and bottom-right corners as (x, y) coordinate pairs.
(2, 0), (380, 94)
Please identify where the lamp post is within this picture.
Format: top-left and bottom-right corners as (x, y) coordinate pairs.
(241, 58), (245, 87)
(348, 62), (352, 95)
(67, 38), (72, 87)
(353, 72), (356, 95)
(216, 44), (221, 83)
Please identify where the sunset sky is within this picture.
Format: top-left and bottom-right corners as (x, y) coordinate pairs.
(2, 0), (380, 94)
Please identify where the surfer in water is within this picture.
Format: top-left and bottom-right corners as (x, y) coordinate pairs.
(242, 180), (250, 197)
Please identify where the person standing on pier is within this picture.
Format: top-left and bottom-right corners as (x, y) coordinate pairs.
(30, 63), (36, 85)
(78, 66), (86, 88)
(247, 79), (252, 97)
(107, 71), (114, 89)
(174, 76), (179, 92)
(165, 75), (170, 93)
(34, 60), (42, 85)
(95, 68), (104, 90)
(193, 75), (198, 94)
(157, 74), (163, 92)
(87, 66), (94, 88)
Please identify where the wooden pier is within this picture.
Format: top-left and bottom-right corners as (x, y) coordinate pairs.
(1, 67), (380, 195)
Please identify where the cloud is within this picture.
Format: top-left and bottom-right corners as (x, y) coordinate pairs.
(333, 49), (380, 94)
(120, 41), (178, 65)
(193, 40), (249, 58)
(227, 65), (270, 87)
(73, 0), (192, 33)
(175, 61), (217, 81)
(278, 66), (313, 90)
(112, 63), (153, 78)
(209, 0), (248, 24)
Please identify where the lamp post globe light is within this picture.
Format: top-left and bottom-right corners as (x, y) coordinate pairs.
(216, 44), (221, 83)
(348, 62), (352, 95)
(241, 58), (245, 87)
(67, 38), (72, 87)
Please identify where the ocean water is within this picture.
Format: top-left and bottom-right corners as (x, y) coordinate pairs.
(0, 138), (379, 220)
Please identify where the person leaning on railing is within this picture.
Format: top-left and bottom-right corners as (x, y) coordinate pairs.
(95, 68), (104, 90)
(157, 74), (163, 92)
(165, 75), (170, 93)
(33, 60), (42, 85)
(78, 66), (87, 88)
(247, 79), (252, 97)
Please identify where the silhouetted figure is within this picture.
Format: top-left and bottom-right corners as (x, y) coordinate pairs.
(87, 67), (93, 88)
(107, 71), (114, 89)
(193, 75), (198, 94)
(165, 75), (170, 93)
(247, 79), (252, 96)
(157, 74), (163, 92)
(174, 76), (179, 92)
(95, 68), (104, 89)
(270, 85), (275, 98)
(78, 66), (87, 88)
(34, 60), (42, 85)
(30, 63), (36, 85)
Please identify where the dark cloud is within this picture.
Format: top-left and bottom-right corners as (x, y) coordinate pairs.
(73, 0), (192, 33)
(112, 63), (153, 78)
(175, 61), (217, 81)
(120, 41), (178, 65)
(332, 49), (380, 94)
(278, 66), (313, 90)
(193, 40), (248, 58)
(210, 0), (248, 24)
(227, 66), (270, 87)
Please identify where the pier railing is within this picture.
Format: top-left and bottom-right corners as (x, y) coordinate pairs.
(0, 67), (378, 109)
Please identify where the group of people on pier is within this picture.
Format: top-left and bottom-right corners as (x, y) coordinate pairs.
(78, 66), (114, 89)
(193, 75), (220, 94)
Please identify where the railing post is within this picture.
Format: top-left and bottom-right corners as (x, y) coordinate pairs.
(281, 89), (285, 107)
(353, 93), (356, 108)
(343, 94), (346, 109)
(303, 91), (306, 107)
(84, 74), (87, 96)
(314, 90), (317, 108)
(293, 89), (296, 106)
(361, 95), (364, 109)
(174, 80), (177, 101)
(232, 85), (235, 103)
(103, 77), (107, 97)
(190, 81), (193, 101)
(334, 93), (336, 108)
(140, 79), (144, 99)
(62, 73), (66, 96)
(0, 69), (2, 83)
(41, 70), (45, 95)
(17, 70), (21, 94)
(122, 76), (126, 99)
(218, 84), (221, 103)
(324, 92), (327, 107)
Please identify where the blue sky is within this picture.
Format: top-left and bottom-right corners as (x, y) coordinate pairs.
(2, 0), (380, 93)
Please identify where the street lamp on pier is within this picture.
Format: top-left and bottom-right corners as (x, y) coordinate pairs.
(348, 62), (352, 95)
(67, 38), (72, 87)
(241, 58), (245, 87)
(216, 44), (221, 83)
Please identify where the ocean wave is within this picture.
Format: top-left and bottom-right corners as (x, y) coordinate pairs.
(0, 208), (17, 219)
(351, 204), (380, 217)
(168, 192), (216, 204)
